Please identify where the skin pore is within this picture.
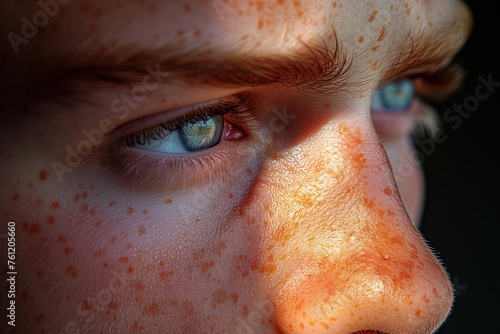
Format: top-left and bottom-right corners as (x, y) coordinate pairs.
(0, 0), (472, 333)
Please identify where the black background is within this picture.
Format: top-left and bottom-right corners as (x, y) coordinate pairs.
(419, 0), (500, 332)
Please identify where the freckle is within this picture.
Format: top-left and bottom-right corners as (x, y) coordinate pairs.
(94, 8), (103, 18)
(368, 10), (378, 23)
(230, 293), (239, 303)
(406, 8), (411, 16)
(126, 242), (133, 249)
(74, 194), (81, 203)
(324, 101), (331, 109)
(159, 270), (174, 281)
(108, 200), (116, 207)
(12, 193), (19, 202)
(416, 15), (420, 20)
(66, 266), (78, 278)
(102, 262), (110, 269)
(245, 167), (252, 175)
(28, 223), (41, 235)
(107, 301), (118, 310)
(109, 236), (117, 245)
(422, 295), (430, 303)
(56, 234), (67, 243)
(183, 4), (191, 12)
(432, 287), (439, 297)
(51, 201), (60, 209)
(158, 261), (165, 267)
(256, 1), (264, 12)
(272, 154), (280, 161)
(165, 198), (173, 204)
(257, 19), (264, 30)
(228, 193), (234, 199)
(161, 98), (166, 103)
(149, 3), (157, 12)
(34, 313), (45, 324)
(377, 27), (387, 42)
(119, 257), (129, 263)
(211, 289), (228, 308)
(138, 226), (146, 236)
(371, 44), (380, 52)
(126, 207), (134, 215)
(143, 302), (161, 317)
(82, 191), (88, 199)
(46, 216), (55, 224)
(27, 182), (33, 189)
(177, 30), (184, 37)
(332, 1), (337, 8)
(64, 246), (74, 255)
(37, 270), (43, 277)
(78, 182), (83, 189)
(94, 249), (105, 258)
(371, 60), (380, 70)
(299, 323), (304, 329)
(415, 309), (422, 317)
(81, 299), (93, 311)
(383, 187), (392, 196)
(95, 221), (102, 227)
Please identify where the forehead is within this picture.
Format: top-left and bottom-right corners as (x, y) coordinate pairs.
(1, 0), (470, 91)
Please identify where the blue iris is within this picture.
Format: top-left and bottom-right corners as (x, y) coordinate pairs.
(370, 79), (415, 112)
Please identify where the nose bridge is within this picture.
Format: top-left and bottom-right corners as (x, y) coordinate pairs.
(251, 116), (453, 333)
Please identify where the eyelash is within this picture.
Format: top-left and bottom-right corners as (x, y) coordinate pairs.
(105, 94), (257, 190)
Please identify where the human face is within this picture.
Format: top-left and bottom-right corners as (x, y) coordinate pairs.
(0, 0), (471, 333)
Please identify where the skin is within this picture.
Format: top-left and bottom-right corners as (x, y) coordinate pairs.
(0, 0), (472, 333)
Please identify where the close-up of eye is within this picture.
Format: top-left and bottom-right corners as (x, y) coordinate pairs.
(125, 114), (224, 154)
(370, 79), (415, 112)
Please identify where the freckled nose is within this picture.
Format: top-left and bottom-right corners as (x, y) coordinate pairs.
(256, 118), (453, 334)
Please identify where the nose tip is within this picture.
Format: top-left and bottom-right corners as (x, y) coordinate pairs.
(262, 123), (453, 334)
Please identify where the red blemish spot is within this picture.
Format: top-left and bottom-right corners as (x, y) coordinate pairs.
(118, 257), (129, 263)
(127, 266), (134, 274)
(183, 4), (191, 12)
(78, 182), (83, 189)
(82, 191), (88, 199)
(371, 44), (380, 52)
(143, 303), (161, 316)
(242, 305), (249, 317)
(46, 216), (55, 225)
(201, 261), (215, 273)
(126, 242), (133, 249)
(56, 234), (66, 243)
(28, 182), (33, 188)
(245, 167), (252, 175)
(228, 193), (234, 199)
(230, 293), (239, 303)
(238, 207), (245, 216)
(158, 261), (165, 267)
(127, 207), (134, 215)
(368, 10), (378, 23)
(39, 170), (48, 181)
(324, 101), (331, 109)
(66, 266), (78, 278)
(165, 198), (173, 204)
(107, 300), (119, 310)
(133, 282), (144, 291)
(109, 236), (118, 245)
(142, 209), (148, 215)
(130, 320), (144, 331)
(95, 221), (102, 227)
(138, 226), (146, 236)
(28, 223), (41, 235)
(51, 201), (60, 209)
(81, 299), (93, 311)
(159, 270), (174, 281)
(161, 98), (166, 103)
(383, 187), (393, 196)
(272, 154), (280, 161)
(74, 194), (81, 203)
(108, 200), (116, 207)
(12, 193), (19, 202)
(94, 249), (105, 258)
(102, 262), (110, 269)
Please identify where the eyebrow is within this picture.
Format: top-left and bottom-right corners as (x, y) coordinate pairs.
(31, 37), (352, 104)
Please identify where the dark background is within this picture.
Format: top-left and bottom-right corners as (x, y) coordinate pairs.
(418, 1), (500, 332)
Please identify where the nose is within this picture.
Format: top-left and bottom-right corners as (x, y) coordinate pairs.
(250, 111), (453, 333)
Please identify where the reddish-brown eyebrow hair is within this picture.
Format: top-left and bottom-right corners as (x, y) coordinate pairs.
(31, 37), (352, 104)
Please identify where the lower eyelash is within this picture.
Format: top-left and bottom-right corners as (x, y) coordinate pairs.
(411, 101), (440, 140)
